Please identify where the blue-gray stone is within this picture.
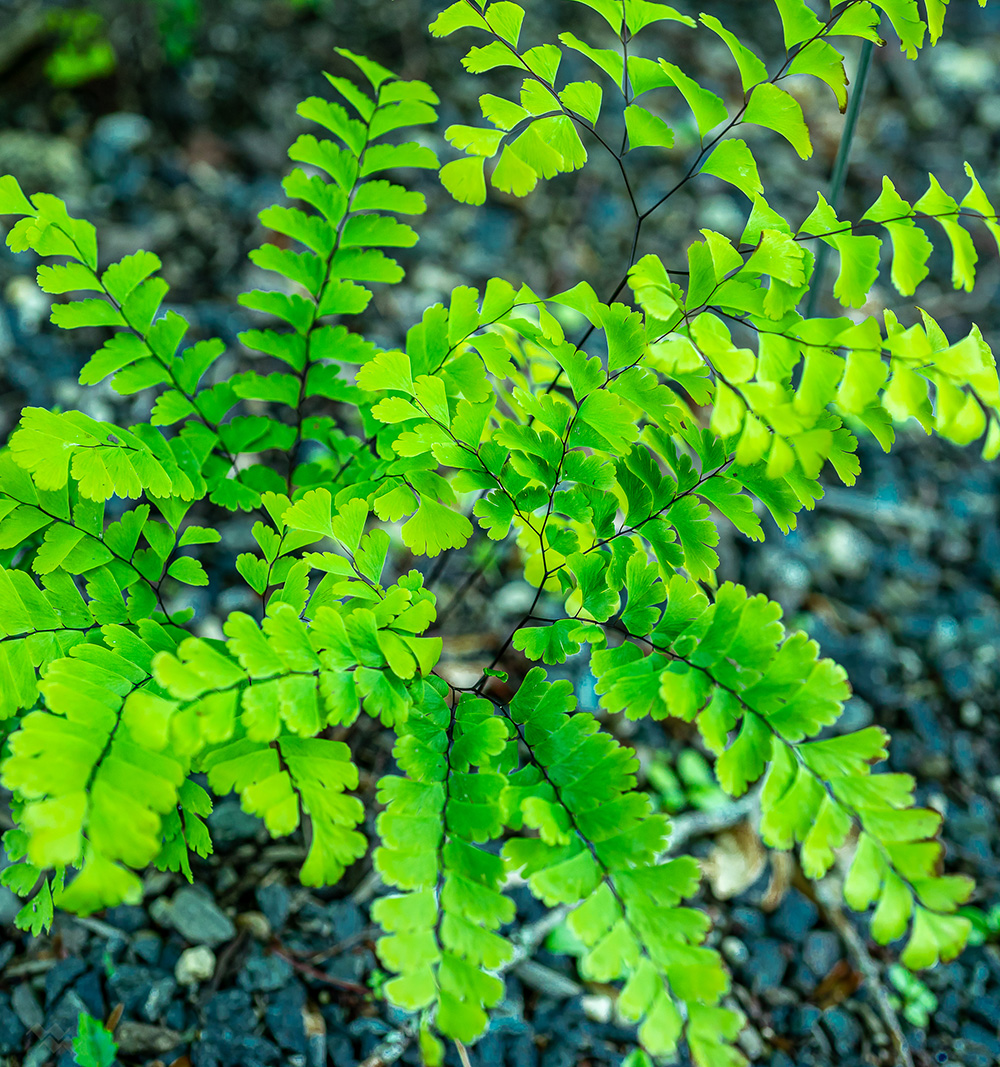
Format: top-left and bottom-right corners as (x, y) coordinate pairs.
(768, 889), (818, 941)
(823, 1007), (863, 1056)
(803, 930), (841, 978)
(44, 957), (87, 1006)
(748, 938), (787, 994)
(161, 886), (235, 947)
(0, 993), (26, 1054)
(239, 948), (293, 993)
(256, 884), (291, 932)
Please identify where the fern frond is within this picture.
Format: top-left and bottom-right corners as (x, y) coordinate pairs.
(501, 668), (742, 1066)
(589, 574), (972, 969)
(374, 681), (513, 1045)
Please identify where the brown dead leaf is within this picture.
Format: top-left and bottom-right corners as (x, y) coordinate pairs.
(760, 850), (794, 911)
(812, 959), (863, 1009)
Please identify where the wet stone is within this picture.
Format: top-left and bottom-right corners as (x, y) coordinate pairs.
(768, 890), (818, 941)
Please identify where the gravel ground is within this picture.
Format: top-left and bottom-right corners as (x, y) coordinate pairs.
(1, 3), (999, 1066)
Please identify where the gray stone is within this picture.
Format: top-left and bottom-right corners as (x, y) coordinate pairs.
(0, 993), (26, 1054)
(175, 945), (217, 986)
(208, 801), (264, 845)
(160, 886), (235, 947)
(44, 957), (87, 1006)
(141, 975), (177, 1022)
(803, 930), (841, 978)
(74, 970), (104, 1020)
(960, 1021), (1000, 1056)
(239, 949), (293, 993)
(91, 113), (152, 154)
(266, 982), (307, 1053)
(45, 990), (89, 1042)
(132, 932), (162, 965)
(329, 901), (365, 944)
(11, 983), (43, 1031)
(204, 988), (256, 1031)
(721, 936), (749, 966)
(105, 904), (148, 933)
(256, 884), (291, 931)
(108, 965), (160, 1015)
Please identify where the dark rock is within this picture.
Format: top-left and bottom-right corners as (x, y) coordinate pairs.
(803, 931), (841, 978)
(47, 990), (90, 1042)
(132, 933), (162, 965)
(768, 890), (818, 941)
(0, 993), (26, 1054)
(256, 884), (291, 931)
(105, 904), (148, 933)
(330, 901), (365, 944)
(748, 939), (786, 994)
(108, 964), (160, 1015)
(204, 989), (256, 1031)
(327, 1033), (354, 1066)
(507, 1032), (539, 1067)
(823, 1007), (863, 1056)
(194, 1031), (282, 1067)
(73, 970), (105, 1020)
(239, 947), (294, 993)
(960, 1021), (1000, 1056)
(0, 942), (15, 973)
(44, 957), (87, 1006)
(207, 801), (263, 845)
(729, 905), (766, 937)
(791, 1004), (822, 1035)
(968, 993), (1000, 1029)
(266, 982), (307, 1053)
(165, 1001), (190, 1031)
(141, 975), (177, 1022)
(325, 948), (372, 984)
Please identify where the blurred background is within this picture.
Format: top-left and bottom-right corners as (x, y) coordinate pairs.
(1, 3), (1000, 1067)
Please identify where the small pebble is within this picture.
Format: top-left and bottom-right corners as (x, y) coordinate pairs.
(175, 946), (216, 986)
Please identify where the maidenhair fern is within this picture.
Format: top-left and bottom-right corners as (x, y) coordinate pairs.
(0, 4), (995, 1063)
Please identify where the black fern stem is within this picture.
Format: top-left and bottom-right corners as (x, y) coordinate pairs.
(805, 38), (876, 319)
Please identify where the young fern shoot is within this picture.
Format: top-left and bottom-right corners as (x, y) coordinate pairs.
(0, 2), (996, 1064)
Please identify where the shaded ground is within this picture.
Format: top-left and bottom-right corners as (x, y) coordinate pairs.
(1, 2), (999, 1066)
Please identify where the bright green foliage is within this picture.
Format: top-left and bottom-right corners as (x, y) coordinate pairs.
(72, 1011), (118, 1067)
(0, 2), (991, 1063)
